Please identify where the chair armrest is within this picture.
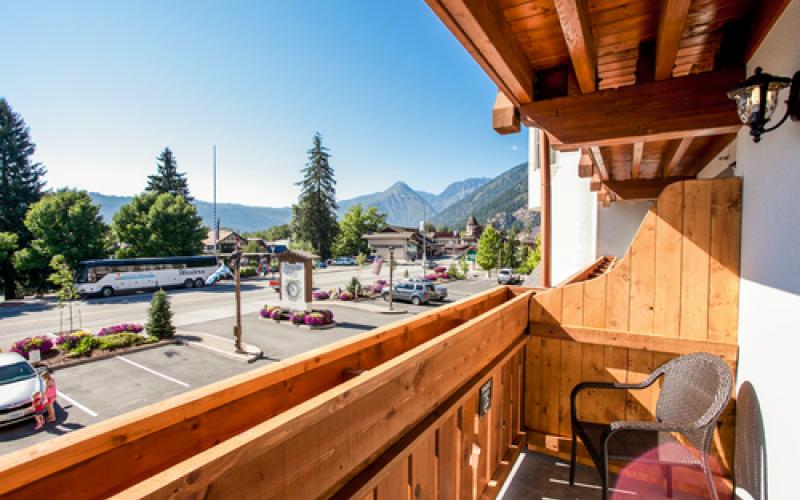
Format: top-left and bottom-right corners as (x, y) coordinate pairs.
(570, 376), (663, 424)
(607, 420), (694, 434)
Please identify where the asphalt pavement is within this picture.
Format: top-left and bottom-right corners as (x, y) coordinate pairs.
(0, 264), (496, 456)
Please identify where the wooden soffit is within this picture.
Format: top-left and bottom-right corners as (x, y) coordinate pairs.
(521, 67), (744, 148)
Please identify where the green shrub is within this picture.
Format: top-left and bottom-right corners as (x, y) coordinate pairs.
(346, 276), (361, 297)
(239, 267), (257, 278)
(68, 336), (99, 357)
(447, 263), (463, 280)
(146, 290), (176, 339)
(96, 333), (156, 350)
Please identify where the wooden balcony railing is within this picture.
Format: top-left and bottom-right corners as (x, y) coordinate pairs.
(0, 178), (743, 499)
(0, 287), (531, 499)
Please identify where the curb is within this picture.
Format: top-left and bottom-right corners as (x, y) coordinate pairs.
(179, 333), (263, 364)
(43, 339), (179, 372)
(314, 300), (408, 315)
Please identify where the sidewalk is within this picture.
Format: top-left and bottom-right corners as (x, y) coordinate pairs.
(314, 299), (408, 315)
(178, 329), (263, 363)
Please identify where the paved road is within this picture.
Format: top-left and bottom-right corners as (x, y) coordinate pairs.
(0, 260), (453, 344)
(0, 344), (261, 454)
(0, 268), (495, 456)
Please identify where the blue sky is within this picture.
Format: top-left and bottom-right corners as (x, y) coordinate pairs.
(2, 1), (528, 207)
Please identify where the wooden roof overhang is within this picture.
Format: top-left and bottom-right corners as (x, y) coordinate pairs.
(426, 0), (792, 201)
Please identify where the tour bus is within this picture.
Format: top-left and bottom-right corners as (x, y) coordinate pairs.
(75, 256), (219, 298)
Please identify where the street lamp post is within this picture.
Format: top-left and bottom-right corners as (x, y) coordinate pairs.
(421, 204), (427, 274)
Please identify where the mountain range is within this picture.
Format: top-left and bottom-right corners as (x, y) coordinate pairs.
(88, 163), (531, 233)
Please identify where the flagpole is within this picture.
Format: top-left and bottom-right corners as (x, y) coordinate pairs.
(213, 145), (218, 256)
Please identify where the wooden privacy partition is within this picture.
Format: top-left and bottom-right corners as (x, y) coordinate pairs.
(525, 178), (742, 494)
(0, 287), (522, 499)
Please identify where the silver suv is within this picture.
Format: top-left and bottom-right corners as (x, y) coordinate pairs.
(382, 282), (431, 305)
(407, 278), (448, 301)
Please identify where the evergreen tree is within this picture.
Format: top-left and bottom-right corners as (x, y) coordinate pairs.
(476, 226), (501, 276)
(146, 147), (192, 201)
(0, 98), (46, 299)
(293, 133), (338, 259)
(146, 289), (175, 339)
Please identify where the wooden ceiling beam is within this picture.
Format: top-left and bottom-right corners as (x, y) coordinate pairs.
(427, 0), (535, 105)
(655, 0), (692, 80)
(631, 142), (644, 179)
(662, 137), (693, 177)
(589, 146), (610, 181)
(522, 68), (744, 147)
(578, 148), (593, 178)
(493, 91), (520, 134)
(603, 178), (690, 200)
(554, 0), (596, 93)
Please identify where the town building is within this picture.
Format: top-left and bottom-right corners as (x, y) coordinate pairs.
(362, 226), (433, 263)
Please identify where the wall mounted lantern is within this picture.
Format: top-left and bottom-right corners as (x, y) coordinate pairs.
(727, 67), (800, 142)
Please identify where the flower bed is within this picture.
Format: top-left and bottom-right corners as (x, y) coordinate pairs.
(10, 336), (54, 359)
(312, 290), (330, 300)
(338, 291), (353, 301)
(259, 305), (335, 327)
(434, 266), (447, 273)
(97, 323), (144, 336)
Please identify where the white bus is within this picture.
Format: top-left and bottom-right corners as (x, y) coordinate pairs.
(75, 256), (219, 298)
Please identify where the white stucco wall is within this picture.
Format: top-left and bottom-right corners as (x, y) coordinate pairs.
(549, 150), (597, 284)
(734, 2), (800, 499)
(596, 200), (653, 258)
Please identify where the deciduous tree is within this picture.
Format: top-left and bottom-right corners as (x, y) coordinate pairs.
(112, 192), (206, 257)
(24, 188), (108, 268)
(333, 204), (387, 257)
(476, 226), (501, 276)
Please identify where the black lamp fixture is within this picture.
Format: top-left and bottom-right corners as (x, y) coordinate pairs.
(727, 67), (800, 143)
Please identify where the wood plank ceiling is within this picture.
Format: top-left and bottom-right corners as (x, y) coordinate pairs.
(426, 0), (787, 201)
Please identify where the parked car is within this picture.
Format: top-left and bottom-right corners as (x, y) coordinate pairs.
(314, 259), (327, 269)
(497, 268), (521, 285)
(0, 353), (45, 427)
(382, 282), (431, 305)
(332, 257), (356, 266)
(425, 260), (438, 270)
(407, 278), (448, 301)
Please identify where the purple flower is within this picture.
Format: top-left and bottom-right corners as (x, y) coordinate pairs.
(10, 336), (54, 359)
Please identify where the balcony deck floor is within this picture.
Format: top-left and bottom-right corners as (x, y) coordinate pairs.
(500, 451), (705, 500)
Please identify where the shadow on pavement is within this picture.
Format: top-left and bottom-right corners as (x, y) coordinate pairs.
(0, 405), (84, 442)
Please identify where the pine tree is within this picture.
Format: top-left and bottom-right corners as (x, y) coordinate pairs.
(0, 98), (46, 299)
(146, 290), (175, 339)
(293, 133), (338, 259)
(146, 147), (192, 201)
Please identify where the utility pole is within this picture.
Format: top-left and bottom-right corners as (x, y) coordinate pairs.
(388, 246), (395, 311)
(212, 145), (218, 256)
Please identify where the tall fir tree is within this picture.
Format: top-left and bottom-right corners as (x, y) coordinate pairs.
(0, 98), (46, 299)
(146, 147), (192, 201)
(293, 133), (338, 258)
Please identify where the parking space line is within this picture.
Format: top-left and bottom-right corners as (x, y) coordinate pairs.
(57, 390), (98, 417)
(115, 355), (190, 388)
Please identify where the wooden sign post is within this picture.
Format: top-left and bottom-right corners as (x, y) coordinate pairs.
(276, 250), (317, 311)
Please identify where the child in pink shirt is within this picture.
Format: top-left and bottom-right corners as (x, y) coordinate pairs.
(42, 371), (57, 423)
(31, 391), (45, 430)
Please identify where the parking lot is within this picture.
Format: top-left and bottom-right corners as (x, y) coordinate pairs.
(0, 344), (261, 454)
(0, 275), (496, 455)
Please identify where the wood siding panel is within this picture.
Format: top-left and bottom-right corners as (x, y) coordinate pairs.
(605, 255), (630, 330)
(629, 209), (657, 333)
(654, 182), (684, 338)
(681, 181), (712, 339)
(708, 177), (742, 343)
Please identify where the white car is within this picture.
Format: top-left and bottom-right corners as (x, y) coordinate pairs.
(0, 353), (44, 427)
(497, 268), (521, 285)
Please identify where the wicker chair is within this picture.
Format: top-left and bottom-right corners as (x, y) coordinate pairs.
(569, 352), (733, 500)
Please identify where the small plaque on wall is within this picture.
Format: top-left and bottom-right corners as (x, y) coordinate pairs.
(478, 378), (492, 416)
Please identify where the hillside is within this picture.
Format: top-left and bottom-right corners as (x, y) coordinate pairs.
(89, 193), (292, 233)
(337, 182), (434, 227)
(430, 163), (530, 229)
